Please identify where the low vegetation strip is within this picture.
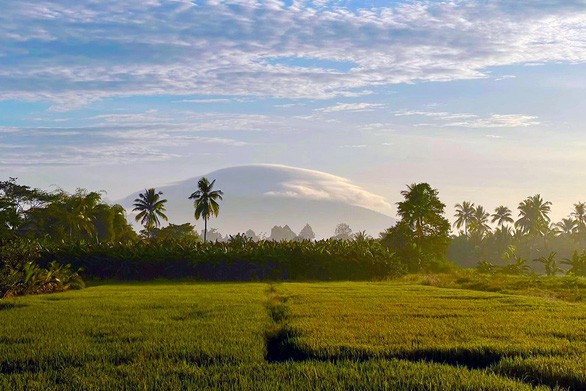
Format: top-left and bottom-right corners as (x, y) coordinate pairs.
(36, 239), (404, 281)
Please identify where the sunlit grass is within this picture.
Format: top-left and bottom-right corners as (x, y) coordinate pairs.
(1, 281), (584, 389)
(282, 282), (586, 389)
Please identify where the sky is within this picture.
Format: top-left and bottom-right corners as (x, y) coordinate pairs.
(1, 0), (586, 225)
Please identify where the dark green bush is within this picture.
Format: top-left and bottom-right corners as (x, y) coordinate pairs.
(0, 240), (84, 298)
(36, 238), (405, 281)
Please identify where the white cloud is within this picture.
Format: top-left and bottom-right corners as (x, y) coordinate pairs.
(396, 110), (540, 128)
(261, 165), (393, 213)
(495, 75), (517, 81)
(318, 103), (385, 113)
(1, 1), (585, 107)
(444, 114), (540, 128)
(394, 110), (477, 120)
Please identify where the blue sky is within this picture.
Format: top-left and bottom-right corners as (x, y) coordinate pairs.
(1, 0), (586, 224)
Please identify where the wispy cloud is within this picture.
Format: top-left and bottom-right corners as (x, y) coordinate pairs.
(444, 114), (540, 128)
(396, 110), (540, 128)
(261, 165), (393, 213)
(0, 1), (585, 107)
(318, 103), (385, 113)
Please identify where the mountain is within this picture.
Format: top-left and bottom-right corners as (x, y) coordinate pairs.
(119, 164), (396, 238)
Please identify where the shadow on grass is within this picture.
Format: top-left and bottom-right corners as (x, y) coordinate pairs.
(0, 302), (27, 311)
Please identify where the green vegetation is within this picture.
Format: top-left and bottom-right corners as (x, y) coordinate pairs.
(4, 281), (583, 390)
(35, 237), (403, 281)
(450, 196), (586, 272)
(132, 188), (169, 239)
(189, 177), (224, 243)
(381, 183), (451, 272)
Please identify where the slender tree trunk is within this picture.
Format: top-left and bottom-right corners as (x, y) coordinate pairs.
(204, 217), (207, 243)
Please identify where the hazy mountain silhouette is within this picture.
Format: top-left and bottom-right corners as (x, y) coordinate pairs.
(120, 164), (396, 238)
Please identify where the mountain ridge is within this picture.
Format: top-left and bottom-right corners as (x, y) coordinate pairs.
(120, 164), (396, 238)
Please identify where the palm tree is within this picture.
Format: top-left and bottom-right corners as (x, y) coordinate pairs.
(132, 188), (168, 239)
(453, 201), (475, 237)
(491, 206), (514, 228)
(515, 194), (552, 236)
(189, 177), (223, 243)
(553, 218), (577, 237)
(571, 202), (586, 243)
(469, 205), (491, 239)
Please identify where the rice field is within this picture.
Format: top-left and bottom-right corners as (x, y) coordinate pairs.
(0, 281), (584, 390)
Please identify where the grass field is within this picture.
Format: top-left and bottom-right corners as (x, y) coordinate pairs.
(1, 281), (584, 390)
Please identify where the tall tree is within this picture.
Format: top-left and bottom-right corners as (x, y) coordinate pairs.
(553, 218), (577, 237)
(571, 202), (586, 243)
(515, 194), (552, 236)
(453, 201), (475, 237)
(469, 205), (491, 239)
(333, 223), (353, 240)
(189, 177), (223, 243)
(386, 183), (450, 271)
(491, 205), (514, 228)
(133, 188), (168, 239)
(397, 183), (450, 244)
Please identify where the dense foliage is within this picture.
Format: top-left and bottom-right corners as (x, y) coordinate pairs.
(35, 236), (404, 281)
(380, 183), (451, 272)
(0, 178), (136, 243)
(0, 240), (84, 298)
(449, 195), (586, 273)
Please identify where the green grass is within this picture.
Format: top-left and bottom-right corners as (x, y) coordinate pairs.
(1, 281), (584, 389)
(401, 270), (586, 302)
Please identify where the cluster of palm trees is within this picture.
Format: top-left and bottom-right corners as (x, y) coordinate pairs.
(454, 195), (586, 241)
(132, 177), (223, 242)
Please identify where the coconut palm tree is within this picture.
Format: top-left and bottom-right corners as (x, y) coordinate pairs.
(132, 188), (168, 239)
(553, 218), (577, 237)
(189, 177), (223, 243)
(453, 201), (475, 237)
(491, 206), (514, 228)
(469, 205), (491, 239)
(571, 202), (586, 243)
(515, 194), (552, 236)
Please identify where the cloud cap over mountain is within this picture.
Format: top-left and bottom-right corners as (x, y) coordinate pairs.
(121, 164), (396, 238)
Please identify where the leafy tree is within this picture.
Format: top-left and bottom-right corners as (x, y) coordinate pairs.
(492, 206), (514, 228)
(533, 252), (562, 276)
(453, 201), (475, 237)
(571, 202), (586, 243)
(469, 205), (491, 239)
(152, 223), (199, 242)
(298, 224), (316, 241)
(333, 223), (353, 240)
(0, 178), (54, 239)
(384, 183), (451, 271)
(189, 177), (223, 243)
(396, 183), (450, 244)
(56, 189), (102, 241)
(133, 188), (168, 239)
(562, 250), (586, 276)
(353, 230), (372, 242)
(553, 218), (577, 237)
(515, 194), (552, 237)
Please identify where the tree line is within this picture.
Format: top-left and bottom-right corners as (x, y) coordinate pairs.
(2, 175), (586, 281)
(449, 196), (586, 273)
